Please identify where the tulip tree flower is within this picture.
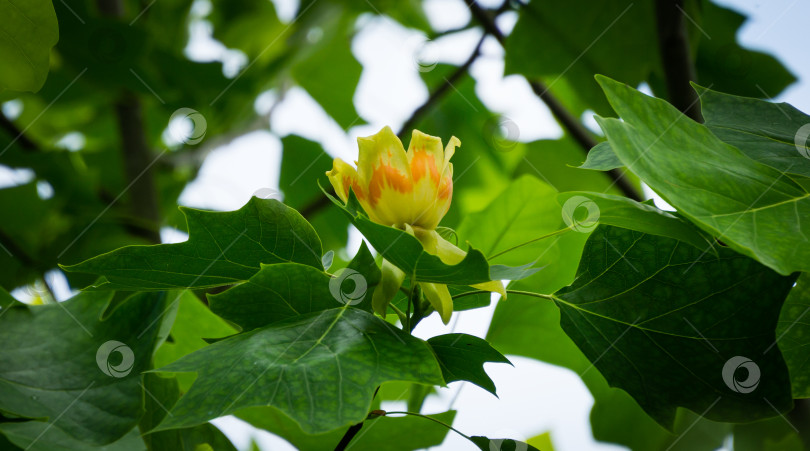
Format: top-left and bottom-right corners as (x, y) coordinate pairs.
(326, 126), (505, 324)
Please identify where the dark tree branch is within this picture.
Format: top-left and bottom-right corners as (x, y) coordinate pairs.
(467, 0), (642, 201)
(299, 195), (331, 219)
(655, 0), (703, 122)
(99, 0), (161, 244)
(467, 1), (506, 43)
(112, 94), (161, 243)
(333, 387), (381, 450)
(96, 0), (123, 16)
(0, 115), (37, 151)
(398, 33), (486, 140)
(333, 422), (364, 451)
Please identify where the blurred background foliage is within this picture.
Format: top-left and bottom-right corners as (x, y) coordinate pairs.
(0, 0), (800, 449)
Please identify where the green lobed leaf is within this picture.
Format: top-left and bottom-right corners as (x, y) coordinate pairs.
(487, 277), (730, 450)
(209, 263), (346, 331)
(323, 187), (534, 285)
(427, 333), (511, 396)
(0, 290), (171, 446)
(237, 406), (456, 451)
(152, 307), (444, 434)
(697, 84), (810, 178)
(62, 197), (323, 290)
(775, 273), (810, 398)
(553, 225), (794, 428)
(596, 76), (810, 275)
(139, 373), (238, 451)
(153, 291), (238, 393)
(515, 137), (637, 194)
(578, 141), (623, 171)
(209, 242), (381, 332)
(732, 416), (803, 451)
(0, 0), (59, 92)
(290, 8), (363, 129)
(693, 1), (795, 100)
(0, 425), (145, 451)
(456, 175), (587, 295)
(279, 135), (350, 251)
(556, 191), (716, 252)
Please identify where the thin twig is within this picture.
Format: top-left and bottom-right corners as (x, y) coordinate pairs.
(333, 422), (363, 451)
(655, 0), (703, 122)
(398, 32), (487, 139)
(333, 387), (382, 450)
(0, 115), (37, 151)
(467, 0), (643, 201)
(98, 0), (161, 244)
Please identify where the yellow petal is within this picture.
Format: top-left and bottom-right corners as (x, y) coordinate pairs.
(443, 136), (460, 174)
(357, 126), (411, 200)
(406, 130), (454, 229)
(354, 126), (416, 226)
(407, 129), (444, 182)
(433, 231), (467, 265)
(372, 258), (406, 317)
(420, 282), (453, 324)
(326, 158), (363, 204)
(413, 228), (465, 265)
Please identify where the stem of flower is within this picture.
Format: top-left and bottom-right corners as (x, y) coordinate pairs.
(409, 285), (424, 333)
(390, 304), (408, 326)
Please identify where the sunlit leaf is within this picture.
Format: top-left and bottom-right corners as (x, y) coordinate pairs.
(62, 198), (323, 290)
(597, 76), (810, 275)
(554, 225), (794, 427)
(152, 307), (444, 434)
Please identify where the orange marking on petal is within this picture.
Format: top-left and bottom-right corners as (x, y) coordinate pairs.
(352, 180), (366, 200)
(410, 150), (440, 185)
(438, 176), (453, 200)
(341, 175), (352, 199)
(341, 175), (366, 201)
(368, 163), (412, 206)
